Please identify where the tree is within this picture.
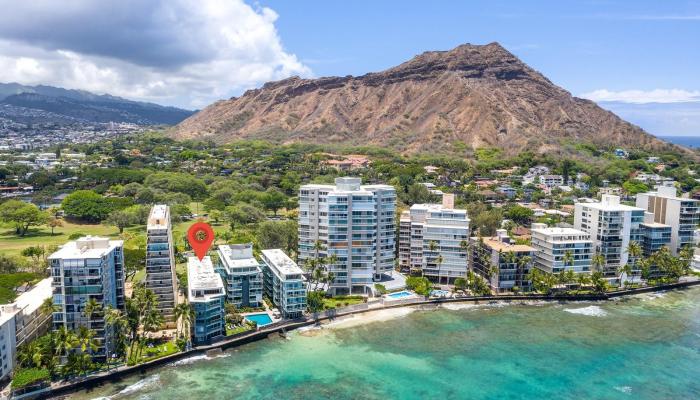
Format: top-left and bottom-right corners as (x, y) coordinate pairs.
(105, 306), (129, 358)
(0, 200), (49, 236)
(505, 205), (535, 225)
(47, 216), (63, 235)
(257, 220), (298, 255)
(61, 190), (112, 222)
(224, 203), (265, 231)
(83, 298), (102, 331)
(454, 277), (468, 293)
(591, 252), (606, 273)
(105, 209), (137, 233)
(174, 303), (194, 340)
(261, 188), (287, 216)
(591, 271), (608, 293)
(307, 291), (325, 313)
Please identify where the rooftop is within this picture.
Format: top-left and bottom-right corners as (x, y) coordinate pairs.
(261, 249), (304, 277)
(187, 256), (224, 302)
(49, 236), (123, 260)
(147, 204), (170, 229)
(218, 243), (261, 271)
(476, 236), (535, 253)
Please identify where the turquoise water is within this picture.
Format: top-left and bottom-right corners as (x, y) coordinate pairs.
(387, 290), (413, 299)
(70, 288), (700, 399)
(244, 313), (273, 326)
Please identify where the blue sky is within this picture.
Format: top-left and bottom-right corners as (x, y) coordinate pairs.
(0, 0), (697, 136)
(259, 0), (700, 136)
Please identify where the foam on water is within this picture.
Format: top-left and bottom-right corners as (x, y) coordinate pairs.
(563, 305), (608, 317)
(113, 374), (160, 397)
(169, 353), (230, 366)
(614, 386), (633, 394)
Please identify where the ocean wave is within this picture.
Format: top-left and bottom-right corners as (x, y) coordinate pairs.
(169, 353), (230, 367)
(614, 386), (633, 394)
(116, 374), (160, 397)
(563, 305), (608, 317)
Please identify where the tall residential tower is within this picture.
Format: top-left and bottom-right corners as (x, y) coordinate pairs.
(145, 205), (178, 328)
(299, 177), (396, 295)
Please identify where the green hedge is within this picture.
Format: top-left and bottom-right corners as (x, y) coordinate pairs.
(11, 367), (49, 390)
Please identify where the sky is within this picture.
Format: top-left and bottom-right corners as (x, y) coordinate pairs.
(0, 0), (698, 136)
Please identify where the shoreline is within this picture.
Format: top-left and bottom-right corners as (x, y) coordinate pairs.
(35, 279), (700, 400)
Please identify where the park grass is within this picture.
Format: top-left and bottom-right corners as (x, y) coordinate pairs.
(138, 340), (179, 364)
(0, 272), (42, 303)
(0, 221), (120, 257)
(226, 324), (253, 336)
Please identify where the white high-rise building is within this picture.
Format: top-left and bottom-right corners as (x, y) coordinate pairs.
(261, 249), (307, 319)
(145, 205), (178, 328)
(398, 194), (470, 283)
(49, 236), (125, 361)
(298, 177), (396, 295)
(530, 223), (593, 274)
(187, 256), (225, 345)
(636, 186), (700, 255)
(215, 244), (263, 308)
(574, 195), (645, 277)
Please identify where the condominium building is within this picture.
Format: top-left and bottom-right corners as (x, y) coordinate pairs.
(0, 278), (53, 383)
(539, 175), (565, 188)
(470, 230), (534, 292)
(261, 249), (307, 319)
(574, 195), (645, 278)
(215, 244), (263, 308)
(145, 205), (178, 328)
(398, 194), (470, 283)
(636, 186), (700, 255)
(298, 177), (396, 295)
(187, 256), (225, 345)
(530, 223), (593, 274)
(49, 236), (125, 360)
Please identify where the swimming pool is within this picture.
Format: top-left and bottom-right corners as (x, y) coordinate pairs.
(431, 290), (450, 297)
(245, 313), (273, 326)
(387, 291), (414, 299)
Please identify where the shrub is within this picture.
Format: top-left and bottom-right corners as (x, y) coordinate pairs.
(11, 368), (49, 390)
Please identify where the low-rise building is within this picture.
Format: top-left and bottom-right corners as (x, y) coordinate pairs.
(470, 230), (534, 292)
(216, 244), (264, 308)
(530, 224), (593, 274)
(539, 175), (565, 188)
(188, 256), (225, 345)
(261, 249), (307, 319)
(0, 278), (53, 383)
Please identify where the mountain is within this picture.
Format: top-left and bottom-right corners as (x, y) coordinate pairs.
(171, 42), (679, 155)
(0, 83), (193, 125)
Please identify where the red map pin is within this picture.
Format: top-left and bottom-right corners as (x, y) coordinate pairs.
(187, 222), (215, 261)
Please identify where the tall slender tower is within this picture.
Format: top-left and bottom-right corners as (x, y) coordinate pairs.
(145, 204), (178, 328)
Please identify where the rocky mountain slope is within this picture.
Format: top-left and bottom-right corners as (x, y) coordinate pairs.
(171, 42), (675, 154)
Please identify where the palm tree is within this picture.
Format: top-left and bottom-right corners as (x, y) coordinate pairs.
(76, 326), (99, 354)
(174, 303), (194, 340)
(517, 255), (532, 292)
(591, 252), (606, 274)
(105, 306), (128, 358)
(83, 297), (102, 331)
(576, 272), (591, 289)
(460, 240), (470, 272)
(40, 297), (59, 317)
(52, 326), (77, 360)
(562, 250), (574, 270)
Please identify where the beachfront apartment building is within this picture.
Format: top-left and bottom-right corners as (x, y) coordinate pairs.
(398, 194), (470, 283)
(574, 195), (645, 278)
(0, 278), (53, 383)
(261, 249), (307, 319)
(145, 205), (178, 328)
(187, 256), (225, 345)
(530, 224), (593, 274)
(636, 186), (700, 255)
(298, 177), (396, 295)
(470, 230), (534, 293)
(49, 236), (125, 361)
(215, 244), (263, 308)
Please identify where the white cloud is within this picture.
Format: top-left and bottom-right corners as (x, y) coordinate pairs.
(0, 0), (311, 109)
(580, 89), (700, 104)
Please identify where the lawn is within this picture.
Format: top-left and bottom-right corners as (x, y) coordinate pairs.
(226, 324), (253, 336)
(322, 295), (365, 309)
(0, 221), (120, 257)
(0, 272), (42, 303)
(138, 340), (179, 364)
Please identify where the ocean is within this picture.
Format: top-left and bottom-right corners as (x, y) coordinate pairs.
(69, 288), (700, 400)
(657, 136), (700, 148)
